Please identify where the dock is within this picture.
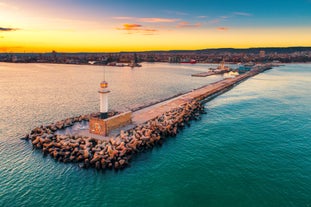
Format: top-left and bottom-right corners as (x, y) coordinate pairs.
(191, 70), (226, 77)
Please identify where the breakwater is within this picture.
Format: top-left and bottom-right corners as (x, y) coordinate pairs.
(23, 64), (273, 170)
(24, 101), (205, 170)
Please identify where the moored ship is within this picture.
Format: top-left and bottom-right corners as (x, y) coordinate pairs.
(180, 58), (197, 64)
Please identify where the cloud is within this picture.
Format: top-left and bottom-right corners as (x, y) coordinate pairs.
(113, 16), (179, 23)
(205, 12), (251, 26)
(177, 21), (202, 28)
(144, 29), (157, 32)
(143, 29), (158, 35)
(116, 23), (157, 35)
(233, 12), (252, 16)
(217, 27), (229, 31)
(207, 15), (230, 24)
(206, 12), (251, 26)
(197, 16), (208, 19)
(138, 18), (179, 23)
(0, 27), (18, 32)
(117, 23), (142, 31)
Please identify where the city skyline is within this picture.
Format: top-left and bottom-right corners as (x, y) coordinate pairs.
(1, 0), (311, 52)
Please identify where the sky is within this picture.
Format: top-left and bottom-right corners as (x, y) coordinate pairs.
(0, 0), (311, 52)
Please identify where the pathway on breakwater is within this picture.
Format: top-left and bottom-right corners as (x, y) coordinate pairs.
(131, 64), (273, 126)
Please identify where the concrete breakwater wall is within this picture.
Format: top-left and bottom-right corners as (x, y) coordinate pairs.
(23, 101), (205, 170)
(23, 64), (273, 170)
(22, 111), (119, 141)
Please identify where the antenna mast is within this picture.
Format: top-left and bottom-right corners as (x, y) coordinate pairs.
(103, 66), (106, 81)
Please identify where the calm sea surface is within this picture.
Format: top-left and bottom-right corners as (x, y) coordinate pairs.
(0, 63), (310, 207)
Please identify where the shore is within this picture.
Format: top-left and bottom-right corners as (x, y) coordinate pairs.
(22, 64), (274, 170)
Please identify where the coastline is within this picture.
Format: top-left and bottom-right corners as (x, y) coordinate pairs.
(1, 61), (311, 67)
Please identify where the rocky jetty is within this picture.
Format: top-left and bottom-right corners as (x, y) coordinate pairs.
(22, 64), (275, 171)
(23, 101), (205, 170)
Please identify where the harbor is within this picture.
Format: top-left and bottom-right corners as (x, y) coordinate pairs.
(3, 62), (311, 206)
(1, 0), (311, 205)
(23, 64), (274, 170)
(191, 60), (237, 77)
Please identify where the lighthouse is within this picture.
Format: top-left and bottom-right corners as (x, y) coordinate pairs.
(89, 77), (131, 136)
(99, 80), (110, 119)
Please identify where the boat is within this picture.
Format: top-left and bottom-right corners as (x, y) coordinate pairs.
(116, 63), (127, 67)
(129, 62), (142, 68)
(180, 59), (197, 64)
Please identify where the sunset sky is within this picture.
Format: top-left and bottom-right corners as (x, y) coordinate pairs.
(1, 0), (311, 52)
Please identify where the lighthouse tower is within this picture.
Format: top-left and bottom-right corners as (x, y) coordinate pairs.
(90, 77), (131, 136)
(99, 80), (110, 119)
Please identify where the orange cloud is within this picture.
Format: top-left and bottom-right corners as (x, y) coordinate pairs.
(177, 21), (202, 28)
(217, 27), (229, 31)
(117, 23), (142, 31)
(0, 27), (18, 32)
(138, 18), (179, 23)
(116, 23), (157, 35)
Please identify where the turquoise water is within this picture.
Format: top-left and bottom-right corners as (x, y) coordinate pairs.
(0, 63), (311, 206)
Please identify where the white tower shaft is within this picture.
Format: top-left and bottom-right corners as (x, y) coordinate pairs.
(99, 80), (110, 119)
(100, 92), (108, 114)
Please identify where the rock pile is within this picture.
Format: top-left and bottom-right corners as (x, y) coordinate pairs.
(24, 100), (205, 170)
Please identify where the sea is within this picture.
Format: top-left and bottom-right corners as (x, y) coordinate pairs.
(0, 62), (310, 207)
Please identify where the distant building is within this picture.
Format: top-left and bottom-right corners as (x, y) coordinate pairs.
(12, 56), (18, 62)
(168, 56), (180, 63)
(259, 50), (266, 58)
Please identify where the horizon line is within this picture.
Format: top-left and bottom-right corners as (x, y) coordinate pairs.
(1, 46), (311, 54)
